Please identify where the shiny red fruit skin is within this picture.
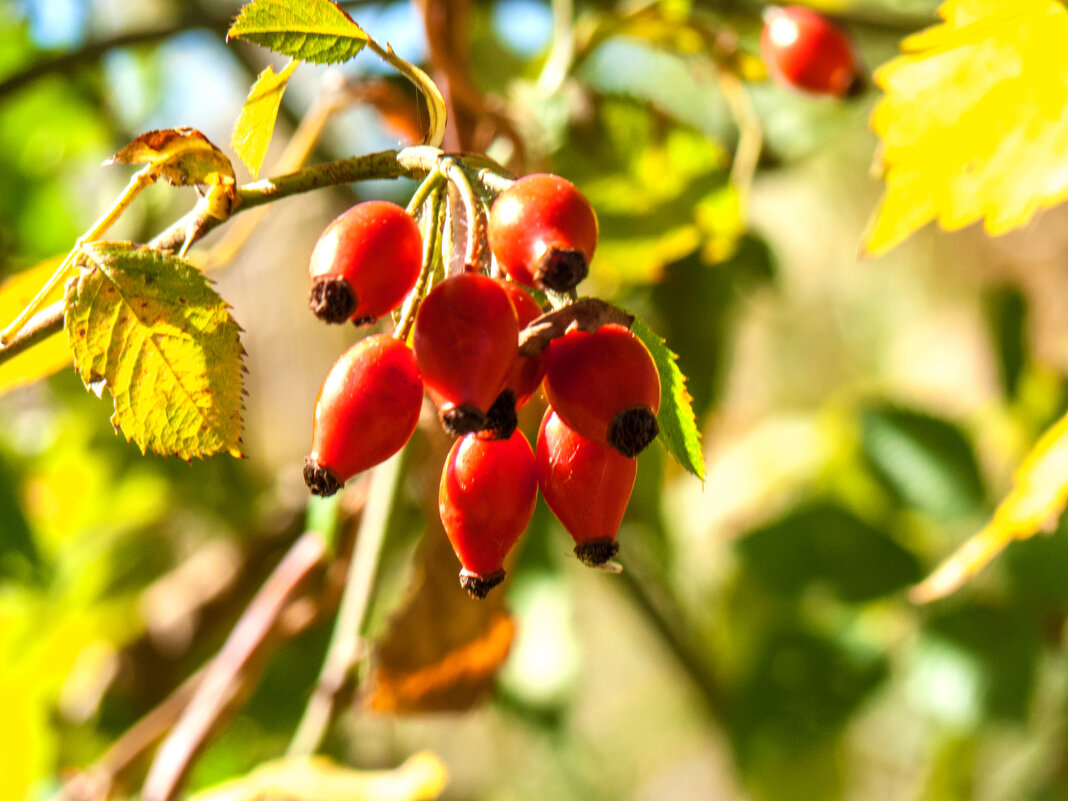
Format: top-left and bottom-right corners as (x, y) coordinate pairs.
(537, 409), (636, 545)
(494, 278), (546, 408)
(439, 429), (538, 577)
(543, 323), (661, 446)
(308, 334), (423, 484)
(487, 174), (598, 290)
(760, 6), (859, 97)
(413, 273), (520, 420)
(309, 200), (422, 322)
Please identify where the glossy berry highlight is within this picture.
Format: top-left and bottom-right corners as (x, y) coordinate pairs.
(308, 200), (423, 324)
(537, 409), (637, 566)
(304, 334), (423, 496)
(439, 430), (538, 598)
(543, 323), (661, 457)
(488, 173), (598, 292)
(760, 6), (861, 98)
(413, 273), (520, 436)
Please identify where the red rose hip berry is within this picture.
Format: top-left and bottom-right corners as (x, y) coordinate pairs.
(439, 429), (538, 598)
(543, 323), (660, 457)
(304, 334), (423, 496)
(760, 6), (861, 98)
(537, 409), (637, 566)
(488, 173), (598, 293)
(308, 200), (423, 325)
(413, 273), (520, 436)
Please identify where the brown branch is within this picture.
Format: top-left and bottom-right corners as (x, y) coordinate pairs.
(0, 18), (229, 101)
(0, 300), (65, 361)
(140, 533), (327, 801)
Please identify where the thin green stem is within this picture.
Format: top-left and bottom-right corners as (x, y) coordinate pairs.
(396, 184), (445, 343)
(287, 451), (407, 756)
(405, 170), (446, 217)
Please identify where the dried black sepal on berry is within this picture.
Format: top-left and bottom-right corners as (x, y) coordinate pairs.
(574, 538), (620, 567)
(483, 389), (518, 441)
(440, 404), (488, 437)
(303, 456), (342, 497)
(459, 568), (505, 599)
(608, 405), (659, 458)
(534, 247), (588, 293)
(309, 275), (357, 324)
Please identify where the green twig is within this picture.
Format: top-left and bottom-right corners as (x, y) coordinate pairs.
(396, 184), (445, 342)
(287, 451), (407, 756)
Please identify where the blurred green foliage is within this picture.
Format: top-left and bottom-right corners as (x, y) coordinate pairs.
(2, 1), (1068, 801)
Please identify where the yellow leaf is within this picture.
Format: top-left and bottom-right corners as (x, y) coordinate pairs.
(911, 408), (1068, 602)
(0, 257), (72, 396)
(106, 127), (237, 198)
(64, 243), (245, 460)
(189, 752), (447, 801)
(863, 0), (1068, 256)
(232, 60), (298, 179)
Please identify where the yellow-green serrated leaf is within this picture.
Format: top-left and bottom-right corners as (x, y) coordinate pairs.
(227, 0), (368, 65)
(232, 59), (298, 178)
(106, 127), (237, 191)
(863, 0), (1068, 256)
(188, 752), (447, 801)
(911, 408), (1068, 602)
(631, 316), (705, 480)
(64, 242), (244, 460)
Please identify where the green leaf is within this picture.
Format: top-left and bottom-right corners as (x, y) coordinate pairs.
(231, 60), (298, 179)
(984, 285), (1028, 401)
(631, 316), (704, 480)
(735, 501), (922, 602)
(64, 243), (245, 460)
(227, 0), (369, 65)
(860, 403), (985, 520)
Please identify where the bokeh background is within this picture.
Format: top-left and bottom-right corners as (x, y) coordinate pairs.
(5, 1), (1068, 799)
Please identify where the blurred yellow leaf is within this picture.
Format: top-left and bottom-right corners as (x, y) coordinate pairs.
(232, 59), (298, 179)
(189, 752), (447, 801)
(0, 257), (72, 397)
(911, 409), (1068, 602)
(863, 0), (1068, 256)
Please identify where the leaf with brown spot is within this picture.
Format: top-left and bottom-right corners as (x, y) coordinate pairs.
(107, 127), (237, 199)
(64, 242), (245, 460)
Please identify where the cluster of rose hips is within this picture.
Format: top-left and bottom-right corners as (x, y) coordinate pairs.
(300, 172), (662, 598)
(760, 6), (862, 98)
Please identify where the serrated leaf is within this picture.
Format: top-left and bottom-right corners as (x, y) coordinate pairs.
(0, 257), (71, 396)
(227, 0), (368, 65)
(64, 242), (244, 460)
(631, 316), (704, 480)
(232, 59), (298, 179)
(863, 0), (1068, 256)
(188, 752), (447, 801)
(911, 408), (1068, 602)
(106, 127), (236, 192)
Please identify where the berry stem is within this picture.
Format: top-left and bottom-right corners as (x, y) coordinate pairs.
(396, 184), (445, 342)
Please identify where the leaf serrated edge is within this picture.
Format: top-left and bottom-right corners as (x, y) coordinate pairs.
(630, 315), (705, 481)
